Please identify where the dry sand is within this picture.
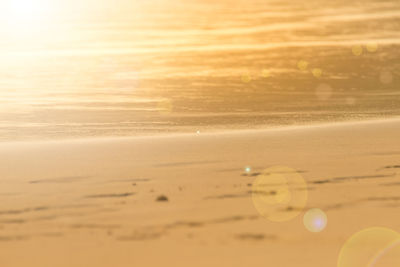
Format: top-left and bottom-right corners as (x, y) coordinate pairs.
(0, 118), (399, 267)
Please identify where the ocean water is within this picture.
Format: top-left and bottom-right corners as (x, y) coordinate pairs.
(0, 0), (399, 140)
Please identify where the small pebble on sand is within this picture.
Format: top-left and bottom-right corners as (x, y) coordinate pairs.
(156, 195), (169, 202)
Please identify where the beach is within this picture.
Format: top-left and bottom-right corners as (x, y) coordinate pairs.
(1, 0), (400, 141)
(1, 0), (399, 265)
(0, 118), (399, 266)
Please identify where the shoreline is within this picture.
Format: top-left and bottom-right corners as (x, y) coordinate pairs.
(1, 116), (399, 145)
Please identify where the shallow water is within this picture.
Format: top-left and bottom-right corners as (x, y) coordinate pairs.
(0, 0), (399, 140)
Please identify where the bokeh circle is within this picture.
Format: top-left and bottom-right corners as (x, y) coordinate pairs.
(252, 166), (308, 222)
(338, 227), (400, 267)
(297, 60), (309, 70)
(303, 208), (327, 232)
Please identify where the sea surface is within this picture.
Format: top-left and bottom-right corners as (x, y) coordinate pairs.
(0, 0), (399, 141)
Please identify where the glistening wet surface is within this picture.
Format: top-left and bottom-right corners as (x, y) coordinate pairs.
(0, 0), (399, 141)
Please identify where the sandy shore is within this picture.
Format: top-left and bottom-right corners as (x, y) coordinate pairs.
(0, 118), (399, 267)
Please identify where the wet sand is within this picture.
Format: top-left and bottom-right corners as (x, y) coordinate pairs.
(0, 118), (399, 266)
(1, 0), (400, 140)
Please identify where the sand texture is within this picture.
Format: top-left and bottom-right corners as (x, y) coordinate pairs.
(0, 119), (399, 266)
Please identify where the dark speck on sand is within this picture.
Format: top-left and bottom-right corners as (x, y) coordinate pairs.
(156, 195), (169, 202)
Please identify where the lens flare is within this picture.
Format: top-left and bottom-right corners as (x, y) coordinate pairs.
(338, 227), (400, 267)
(252, 166), (308, 222)
(297, 60), (309, 71)
(366, 43), (378, 52)
(303, 208), (327, 232)
(312, 68), (323, 78)
(241, 73), (252, 83)
(261, 69), (270, 78)
(352, 45), (363, 56)
(371, 240), (400, 267)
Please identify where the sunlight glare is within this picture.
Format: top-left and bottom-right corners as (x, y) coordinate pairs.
(1, 0), (55, 35)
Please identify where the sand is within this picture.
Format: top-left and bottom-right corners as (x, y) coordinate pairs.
(0, 118), (399, 267)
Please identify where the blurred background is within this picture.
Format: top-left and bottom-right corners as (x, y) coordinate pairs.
(0, 0), (399, 140)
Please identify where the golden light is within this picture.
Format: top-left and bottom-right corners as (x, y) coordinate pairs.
(1, 0), (56, 36)
(252, 166), (308, 222)
(297, 60), (309, 71)
(366, 42), (378, 53)
(241, 73), (252, 83)
(312, 68), (323, 78)
(352, 45), (363, 56)
(261, 69), (271, 78)
(338, 227), (400, 267)
(303, 208), (327, 232)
